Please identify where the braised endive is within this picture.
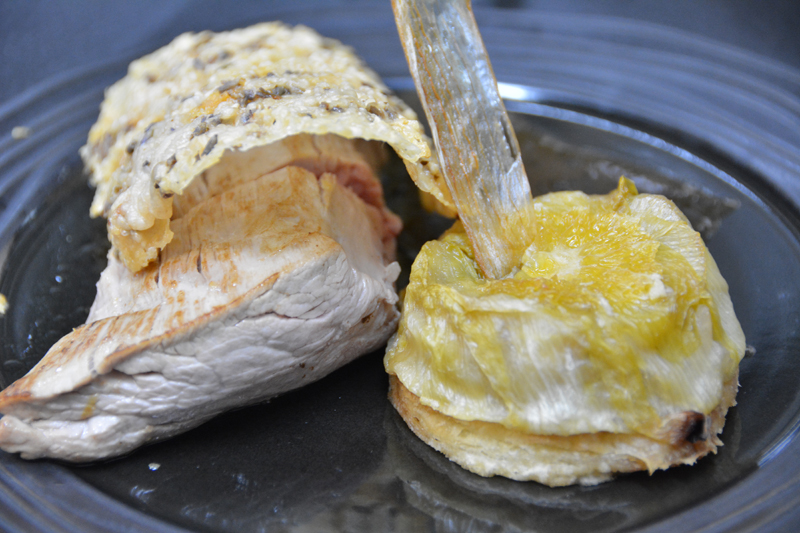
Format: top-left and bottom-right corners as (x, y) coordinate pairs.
(386, 0), (745, 485)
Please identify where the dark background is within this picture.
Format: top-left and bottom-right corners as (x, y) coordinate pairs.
(2, 0), (800, 106)
(1, 2), (800, 532)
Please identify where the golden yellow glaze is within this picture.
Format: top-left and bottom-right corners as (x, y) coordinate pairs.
(385, 178), (745, 440)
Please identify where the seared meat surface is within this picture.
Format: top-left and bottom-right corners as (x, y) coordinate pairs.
(0, 22), (445, 461)
(0, 140), (400, 460)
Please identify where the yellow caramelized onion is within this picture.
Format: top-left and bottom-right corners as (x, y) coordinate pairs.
(385, 178), (745, 440)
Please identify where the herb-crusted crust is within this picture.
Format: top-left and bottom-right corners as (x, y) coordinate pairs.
(81, 22), (449, 272)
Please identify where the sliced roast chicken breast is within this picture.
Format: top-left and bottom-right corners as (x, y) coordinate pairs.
(0, 23), (444, 461)
(0, 145), (399, 461)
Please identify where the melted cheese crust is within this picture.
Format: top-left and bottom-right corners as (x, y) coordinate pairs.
(81, 22), (448, 271)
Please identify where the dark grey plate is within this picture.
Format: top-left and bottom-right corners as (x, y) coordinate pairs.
(2, 4), (800, 532)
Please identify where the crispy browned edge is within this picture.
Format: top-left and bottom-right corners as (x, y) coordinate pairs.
(388, 371), (738, 486)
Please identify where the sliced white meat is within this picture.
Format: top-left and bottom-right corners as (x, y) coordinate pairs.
(0, 144), (400, 461)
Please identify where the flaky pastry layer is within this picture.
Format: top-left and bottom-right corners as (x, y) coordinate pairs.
(388, 373), (738, 486)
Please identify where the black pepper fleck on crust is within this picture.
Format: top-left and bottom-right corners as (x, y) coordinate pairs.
(267, 86), (292, 98)
(239, 89), (255, 105)
(192, 122), (210, 137)
(320, 102), (344, 113)
(367, 104), (384, 118)
(202, 135), (218, 156)
(140, 122), (159, 145)
(216, 79), (240, 93)
(192, 115), (221, 138)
